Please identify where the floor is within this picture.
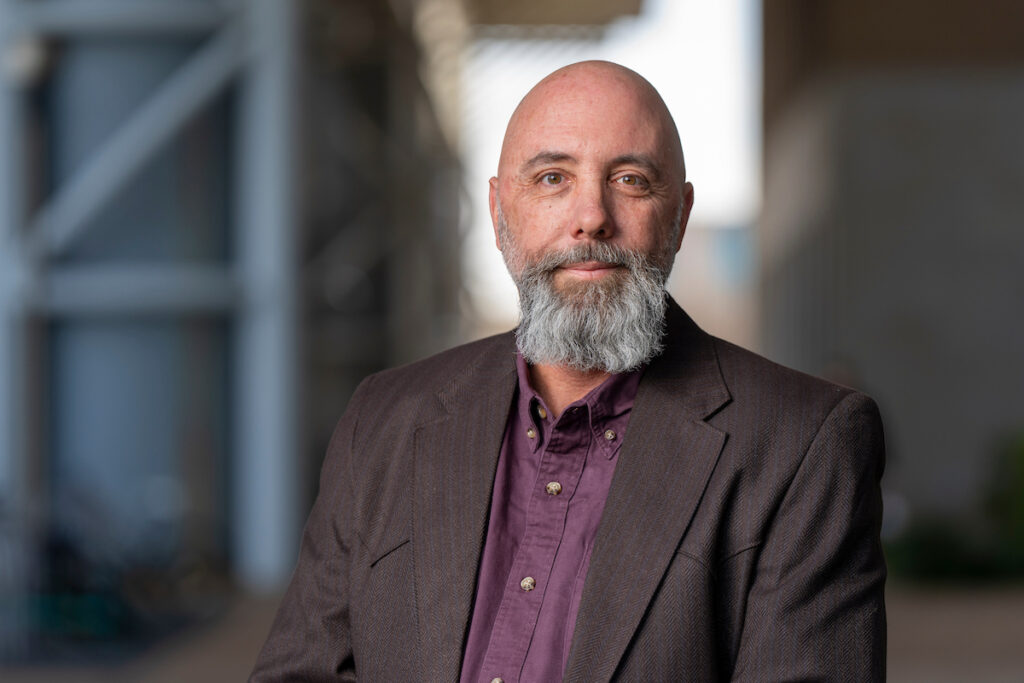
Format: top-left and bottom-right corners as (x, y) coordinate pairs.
(886, 583), (1024, 682)
(3, 583), (1023, 681)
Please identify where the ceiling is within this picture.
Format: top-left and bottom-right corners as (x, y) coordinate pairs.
(465, 0), (643, 26)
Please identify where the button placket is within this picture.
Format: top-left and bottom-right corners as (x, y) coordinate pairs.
(478, 403), (593, 681)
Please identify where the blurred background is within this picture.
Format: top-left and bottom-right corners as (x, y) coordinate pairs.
(0, 0), (1021, 680)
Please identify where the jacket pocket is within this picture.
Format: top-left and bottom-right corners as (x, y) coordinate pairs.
(370, 536), (410, 567)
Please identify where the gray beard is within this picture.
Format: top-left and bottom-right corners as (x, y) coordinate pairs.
(509, 241), (670, 373)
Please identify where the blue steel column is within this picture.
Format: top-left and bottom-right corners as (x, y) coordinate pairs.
(0, 0), (33, 654)
(233, 0), (301, 590)
(0, 1), (24, 512)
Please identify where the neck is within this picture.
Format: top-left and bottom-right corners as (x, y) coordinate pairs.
(528, 363), (610, 418)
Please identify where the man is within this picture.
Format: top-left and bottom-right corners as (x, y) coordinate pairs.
(251, 61), (886, 682)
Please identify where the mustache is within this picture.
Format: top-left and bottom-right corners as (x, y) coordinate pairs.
(522, 242), (640, 277)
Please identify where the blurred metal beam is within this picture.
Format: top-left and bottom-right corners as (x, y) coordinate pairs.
(466, 0), (643, 26)
(28, 20), (246, 259)
(2, 0), (308, 600)
(306, 205), (397, 280)
(5, 0), (231, 35)
(37, 265), (236, 315)
(232, 0), (301, 591)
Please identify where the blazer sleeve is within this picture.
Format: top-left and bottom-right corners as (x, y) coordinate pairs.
(731, 391), (887, 682)
(249, 376), (376, 682)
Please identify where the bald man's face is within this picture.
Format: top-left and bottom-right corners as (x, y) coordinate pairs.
(490, 64), (693, 291)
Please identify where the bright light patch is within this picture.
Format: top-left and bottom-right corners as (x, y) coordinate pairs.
(461, 0), (761, 328)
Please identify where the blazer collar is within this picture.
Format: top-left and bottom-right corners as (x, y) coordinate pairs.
(564, 298), (731, 682)
(650, 298), (732, 420)
(410, 300), (731, 681)
(411, 332), (518, 681)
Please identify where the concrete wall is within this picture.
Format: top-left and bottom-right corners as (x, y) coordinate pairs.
(761, 69), (1024, 515)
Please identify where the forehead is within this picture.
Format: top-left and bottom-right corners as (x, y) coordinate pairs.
(502, 71), (673, 169)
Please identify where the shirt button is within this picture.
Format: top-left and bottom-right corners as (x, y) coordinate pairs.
(520, 576), (536, 591)
(526, 428), (536, 439)
(545, 481), (562, 496)
(604, 428), (617, 441)
(490, 678), (504, 683)
(537, 406), (547, 419)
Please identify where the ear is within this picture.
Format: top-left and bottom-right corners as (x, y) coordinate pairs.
(674, 181), (695, 253)
(488, 177), (501, 249)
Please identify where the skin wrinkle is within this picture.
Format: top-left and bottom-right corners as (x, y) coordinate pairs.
(249, 60), (887, 683)
(498, 205), (670, 373)
(500, 62), (687, 182)
(490, 59), (695, 412)
(495, 195), (684, 373)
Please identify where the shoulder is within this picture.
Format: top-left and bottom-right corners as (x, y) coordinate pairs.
(338, 331), (517, 445)
(655, 301), (872, 427)
(711, 336), (858, 415)
(706, 335), (884, 478)
(358, 331), (516, 405)
(325, 330), (516, 489)
(712, 334), (881, 434)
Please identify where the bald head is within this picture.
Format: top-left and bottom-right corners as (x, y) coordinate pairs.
(489, 61), (694, 375)
(498, 61), (686, 184)
(489, 60), (693, 276)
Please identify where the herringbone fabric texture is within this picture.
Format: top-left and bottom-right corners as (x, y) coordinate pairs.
(251, 301), (886, 682)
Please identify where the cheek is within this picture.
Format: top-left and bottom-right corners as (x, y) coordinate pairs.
(508, 206), (563, 248)
(620, 206), (671, 248)
(524, 200), (565, 228)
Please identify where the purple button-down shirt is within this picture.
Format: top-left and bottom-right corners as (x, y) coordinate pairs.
(460, 354), (643, 683)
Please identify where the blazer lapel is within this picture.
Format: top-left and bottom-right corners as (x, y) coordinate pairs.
(564, 303), (731, 682)
(412, 338), (518, 681)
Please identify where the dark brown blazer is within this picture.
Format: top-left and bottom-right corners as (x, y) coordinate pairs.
(251, 301), (886, 682)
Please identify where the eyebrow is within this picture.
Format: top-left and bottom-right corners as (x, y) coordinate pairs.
(610, 153), (661, 177)
(519, 151), (577, 174)
(517, 151), (663, 179)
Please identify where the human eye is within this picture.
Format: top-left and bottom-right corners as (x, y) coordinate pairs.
(540, 172), (565, 186)
(613, 173), (649, 191)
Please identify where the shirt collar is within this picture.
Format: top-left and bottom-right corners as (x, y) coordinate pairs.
(513, 352), (644, 458)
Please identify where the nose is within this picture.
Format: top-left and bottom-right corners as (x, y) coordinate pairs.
(572, 179), (614, 240)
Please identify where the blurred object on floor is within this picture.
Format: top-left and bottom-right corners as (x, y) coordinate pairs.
(887, 583), (1024, 682)
(885, 430), (1024, 582)
(0, 592), (279, 683)
(3, 586), (1024, 681)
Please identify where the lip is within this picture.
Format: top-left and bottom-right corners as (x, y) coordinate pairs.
(558, 261), (621, 280)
